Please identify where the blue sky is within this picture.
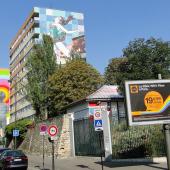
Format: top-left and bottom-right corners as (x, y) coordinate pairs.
(0, 0), (170, 74)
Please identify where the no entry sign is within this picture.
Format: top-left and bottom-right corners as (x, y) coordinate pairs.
(48, 125), (58, 137)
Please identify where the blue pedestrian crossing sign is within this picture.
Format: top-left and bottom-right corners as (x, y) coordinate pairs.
(94, 120), (103, 131)
(13, 130), (19, 137)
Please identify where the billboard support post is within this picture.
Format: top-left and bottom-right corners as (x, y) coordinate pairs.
(163, 124), (170, 170)
(158, 74), (170, 170)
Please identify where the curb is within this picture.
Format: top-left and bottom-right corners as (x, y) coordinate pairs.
(75, 156), (167, 163)
(27, 154), (167, 163)
(111, 157), (167, 163)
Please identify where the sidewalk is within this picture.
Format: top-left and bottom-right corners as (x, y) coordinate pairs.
(27, 154), (168, 170)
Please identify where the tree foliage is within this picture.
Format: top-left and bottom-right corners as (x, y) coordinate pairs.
(5, 119), (33, 139)
(25, 35), (57, 118)
(48, 58), (103, 114)
(104, 57), (128, 85)
(105, 38), (170, 93)
(5, 119), (33, 148)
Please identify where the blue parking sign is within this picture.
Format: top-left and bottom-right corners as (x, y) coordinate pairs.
(13, 130), (19, 137)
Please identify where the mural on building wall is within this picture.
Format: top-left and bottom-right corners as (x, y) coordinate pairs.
(35, 7), (85, 65)
(0, 69), (10, 136)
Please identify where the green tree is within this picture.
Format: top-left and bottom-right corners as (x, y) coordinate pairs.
(25, 35), (57, 119)
(104, 57), (128, 85)
(48, 58), (103, 115)
(105, 38), (170, 93)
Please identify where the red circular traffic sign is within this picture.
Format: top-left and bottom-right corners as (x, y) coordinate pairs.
(95, 112), (100, 118)
(48, 125), (58, 136)
(40, 124), (48, 132)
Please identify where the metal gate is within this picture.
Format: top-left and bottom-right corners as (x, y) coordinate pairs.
(74, 118), (104, 156)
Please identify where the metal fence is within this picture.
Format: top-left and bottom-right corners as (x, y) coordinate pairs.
(74, 118), (103, 156)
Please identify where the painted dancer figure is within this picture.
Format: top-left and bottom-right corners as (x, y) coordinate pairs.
(49, 15), (81, 61)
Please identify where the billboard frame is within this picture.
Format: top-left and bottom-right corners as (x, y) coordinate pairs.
(125, 79), (170, 126)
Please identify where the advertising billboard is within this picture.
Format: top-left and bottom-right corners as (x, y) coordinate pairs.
(125, 79), (170, 126)
(0, 69), (10, 135)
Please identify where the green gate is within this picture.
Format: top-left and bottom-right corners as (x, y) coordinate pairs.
(74, 118), (103, 156)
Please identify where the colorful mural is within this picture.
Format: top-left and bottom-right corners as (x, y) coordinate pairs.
(0, 69), (10, 136)
(34, 7), (86, 65)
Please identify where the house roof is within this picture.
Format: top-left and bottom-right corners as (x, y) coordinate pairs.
(65, 85), (124, 110)
(86, 85), (123, 101)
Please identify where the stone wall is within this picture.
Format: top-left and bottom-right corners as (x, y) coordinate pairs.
(19, 114), (73, 158)
(56, 114), (71, 158)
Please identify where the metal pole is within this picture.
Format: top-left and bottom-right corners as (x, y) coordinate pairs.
(14, 84), (17, 150)
(9, 78), (17, 150)
(158, 74), (170, 170)
(99, 132), (104, 170)
(158, 73), (162, 80)
(116, 101), (120, 123)
(43, 135), (45, 170)
(52, 140), (55, 170)
(164, 124), (170, 170)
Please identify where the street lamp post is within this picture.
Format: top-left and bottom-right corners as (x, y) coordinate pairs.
(9, 79), (17, 149)
(14, 85), (17, 150)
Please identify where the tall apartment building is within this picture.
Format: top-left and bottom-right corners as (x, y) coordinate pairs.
(9, 7), (85, 123)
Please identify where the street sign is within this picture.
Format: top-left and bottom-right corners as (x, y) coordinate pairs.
(40, 124), (48, 135)
(48, 125), (58, 137)
(94, 109), (102, 119)
(93, 108), (103, 131)
(95, 120), (102, 127)
(94, 120), (103, 131)
(51, 136), (58, 141)
(13, 130), (19, 137)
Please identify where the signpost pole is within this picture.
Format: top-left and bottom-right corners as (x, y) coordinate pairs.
(13, 130), (19, 149)
(99, 131), (104, 170)
(52, 140), (55, 170)
(47, 125), (58, 170)
(39, 124), (48, 170)
(94, 108), (104, 169)
(42, 135), (45, 170)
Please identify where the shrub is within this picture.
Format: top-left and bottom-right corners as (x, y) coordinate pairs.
(112, 121), (165, 158)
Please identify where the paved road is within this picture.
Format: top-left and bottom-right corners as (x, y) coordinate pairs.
(27, 154), (168, 170)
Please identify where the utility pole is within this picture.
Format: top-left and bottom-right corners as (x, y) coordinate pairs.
(9, 78), (17, 149)
(14, 83), (17, 150)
